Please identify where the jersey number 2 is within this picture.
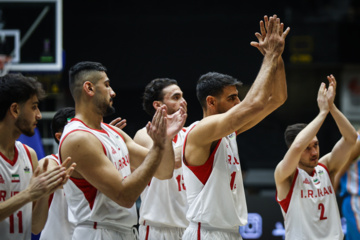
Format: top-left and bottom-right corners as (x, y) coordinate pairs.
(318, 203), (327, 220)
(9, 211), (23, 233)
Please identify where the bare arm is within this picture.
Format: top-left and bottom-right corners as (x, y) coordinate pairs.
(60, 107), (169, 208)
(319, 75), (357, 178)
(275, 83), (330, 200)
(186, 15), (287, 166)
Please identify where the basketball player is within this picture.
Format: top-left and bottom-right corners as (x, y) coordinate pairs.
(275, 75), (357, 239)
(0, 73), (75, 240)
(59, 61), (187, 239)
(134, 78), (188, 240)
(39, 107), (128, 240)
(181, 15), (289, 239)
(334, 128), (360, 240)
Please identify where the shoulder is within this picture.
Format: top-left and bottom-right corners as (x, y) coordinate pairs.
(133, 127), (152, 148)
(21, 144), (39, 169)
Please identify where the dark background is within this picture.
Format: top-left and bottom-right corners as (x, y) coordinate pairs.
(2, 0), (360, 169)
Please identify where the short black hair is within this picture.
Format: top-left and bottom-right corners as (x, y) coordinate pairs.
(142, 78), (178, 116)
(284, 123), (308, 148)
(0, 73), (45, 121)
(196, 72), (242, 109)
(51, 107), (75, 144)
(68, 61), (107, 100)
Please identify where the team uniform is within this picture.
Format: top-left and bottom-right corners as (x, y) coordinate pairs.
(182, 122), (246, 240)
(59, 118), (137, 240)
(40, 154), (75, 240)
(139, 128), (188, 240)
(0, 141), (34, 240)
(277, 163), (343, 240)
(340, 157), (360, 240)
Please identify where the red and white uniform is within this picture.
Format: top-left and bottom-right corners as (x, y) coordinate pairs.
(182, 122), (247, 239)
(139, 128), (188, 239)
(0, 141), (33, 240)
(277, 163), (343, 240)
(40, 154), (75, 240)
(59, 118), (137, 239)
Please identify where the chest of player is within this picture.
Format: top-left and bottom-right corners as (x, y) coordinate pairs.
(220, 133), (241, 172)
(0, 159), (32, 201)
(296, 169), (334, 200)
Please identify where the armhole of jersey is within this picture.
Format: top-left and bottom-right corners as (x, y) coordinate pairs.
(48, 193), (54, 209)
(59, 129), (107, 164)
(103, 123), (125, 142)
(318, 162), (333, 185)
(22, 144), (34, 171)
(70, 177), (97, 210)
(183, 124), (221, 185)
(277, 168), (299, 213)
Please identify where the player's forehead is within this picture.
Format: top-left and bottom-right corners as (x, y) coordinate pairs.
(221, 85), (238, 97)
(162, 84), (182, 97)
(308, 137), (319, 146)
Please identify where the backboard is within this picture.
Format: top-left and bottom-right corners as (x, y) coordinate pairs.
(0, 0), (62, 72)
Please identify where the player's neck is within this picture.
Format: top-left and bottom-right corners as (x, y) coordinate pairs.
(75, 103), (104, 130)
(298, 164), (316, 176)
(0, 121), (20, 156)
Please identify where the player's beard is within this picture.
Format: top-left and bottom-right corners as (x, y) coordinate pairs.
(15, 114), (35, 137)
(95, 96), (115, 117)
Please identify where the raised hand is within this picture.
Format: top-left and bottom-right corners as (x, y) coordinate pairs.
(250, 14), (290, 57)
(146, 106), (168, 148)
(166, 101), (187, 139)
(317, 82), (330, 114)
(326, 74), (336, 106)
(109, 117), (127, 129)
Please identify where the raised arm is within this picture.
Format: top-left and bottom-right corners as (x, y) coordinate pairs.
(319, 75), (357, 178)
(186, 15), (288, 166)
(275, 82), (330, 199)
(60, 107), (170, 208)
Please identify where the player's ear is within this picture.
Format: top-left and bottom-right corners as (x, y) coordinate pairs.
(55, 132), (62, 142)
(9, 102), (20, 118)
(206, 96), (216, 109)
(83, 81), (95, 96)
(153, 101), (162, 110)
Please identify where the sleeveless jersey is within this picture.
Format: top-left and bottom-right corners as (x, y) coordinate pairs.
(0, 141), (34, 240)
(182, 122), (247, 230)
(59, 118), (137, 232)
(277, 163), (343, 240)
(139, 128), (189, 228)
(40, 154), (75, 240)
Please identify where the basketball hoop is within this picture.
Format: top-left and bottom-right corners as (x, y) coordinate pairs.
(0, 54), (11, 76)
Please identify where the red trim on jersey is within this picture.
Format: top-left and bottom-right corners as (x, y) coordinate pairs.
(0, 145), (19, 166)
(103, 123), (125, 142)
(277, 169), (299, 213)
(48, 193), (54, 208)
(93, 222), (97, 229)
(318, 162), (333, 185)
(70, 118), (109, 136)
(198, 222), (201, 240)
(51, 154), (59, 160)
(173, 134), (178, 144)
(70, 177), (97, 210)
(183, 124), (220, 185)
(145, 225), (150, 240)
(59, 129), (106, 164)
(22, 144), (34, 171)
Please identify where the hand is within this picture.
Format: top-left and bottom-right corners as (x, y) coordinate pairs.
(166, 101), (187, 140)
(109, 117), (127, 129)
(326, 74), (336, 107)
(317, 82), (330, 114)
(27, 163), (66, 201)
(146, 106), (167, 148)
(250, 14), (290, 57)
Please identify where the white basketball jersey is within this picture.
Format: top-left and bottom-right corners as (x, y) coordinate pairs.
(182, 122), (247, 230)
(139, 128), (189, 228)
(277, 163), (343, 240)
(0, 141), (33, 240)
(59, 118), (137, 232)
(40, 154), (75, 240)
